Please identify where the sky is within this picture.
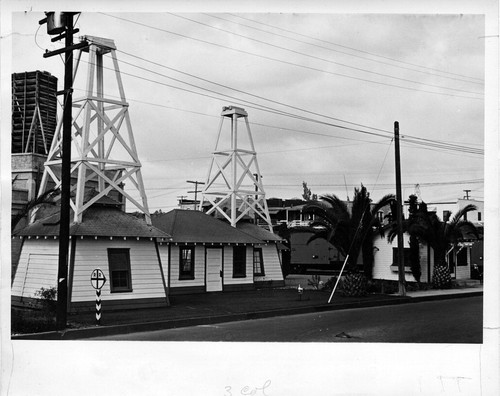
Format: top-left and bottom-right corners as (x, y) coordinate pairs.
(7, 9), (486, 214)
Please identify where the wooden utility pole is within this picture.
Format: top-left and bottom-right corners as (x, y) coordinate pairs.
(56, 13), (74, 331)
(40, 12), (85, 330)
(187, 180), (205, 210)
(394, 121), (406, 296)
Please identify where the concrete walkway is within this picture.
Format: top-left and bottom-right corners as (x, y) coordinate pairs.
(11, 283), (483, 340)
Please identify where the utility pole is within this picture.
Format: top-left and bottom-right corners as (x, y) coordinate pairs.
(40, 12), (85, 330)
(394, 121), (406, 296)
(254, 173), (260, 223)
(187, 180), (205, 211)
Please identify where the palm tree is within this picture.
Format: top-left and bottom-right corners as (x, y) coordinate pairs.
(424, 203), (479, 288)
(11, 188), (60, 232)
(304, 184), (395, 280)
(387, 194), (422, 283)
(388, 199), (478, 287)
(391, 200), (478, 288)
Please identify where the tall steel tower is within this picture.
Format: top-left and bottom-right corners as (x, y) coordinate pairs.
(38, 36), (151, 224)
(202, 106), (272, 230)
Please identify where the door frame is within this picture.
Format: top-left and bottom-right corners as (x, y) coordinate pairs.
(205, 246), (224, 292)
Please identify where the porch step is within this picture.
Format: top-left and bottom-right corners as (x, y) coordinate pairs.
(453, 279), (481, 287)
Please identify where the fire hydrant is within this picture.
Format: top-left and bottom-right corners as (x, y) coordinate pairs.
(297, 284), (304, 301)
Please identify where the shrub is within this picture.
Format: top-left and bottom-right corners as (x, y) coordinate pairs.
(307, 275), (324, 290)
(35, 286), (57, 301)
(34, 286), (57, 313)
(341, 273), (368, 297)
(323, 276), (342, 292)
(11, 308), (56, 334)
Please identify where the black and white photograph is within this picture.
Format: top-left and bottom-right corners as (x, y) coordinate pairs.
(1, 1), (498, 395)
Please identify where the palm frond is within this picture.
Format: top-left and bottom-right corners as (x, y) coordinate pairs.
(450, 204), (477, 225)
(11, 188), (60, 232)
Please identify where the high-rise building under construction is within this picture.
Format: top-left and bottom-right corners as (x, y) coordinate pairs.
(11, 70), (58, 212)
(12, 70), (58, 154)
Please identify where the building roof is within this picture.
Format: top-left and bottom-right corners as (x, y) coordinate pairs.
(152, 210), (263, 244)
(15, 202), (170, 239)
(235, 221), (283, 242)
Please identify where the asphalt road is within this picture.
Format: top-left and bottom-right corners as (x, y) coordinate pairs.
(91, 295), (483, 343)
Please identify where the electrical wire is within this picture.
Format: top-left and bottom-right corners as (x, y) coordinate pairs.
(229, 13), (484, 84)
(99, 13), (483, 101)
(83, 50), (484, 156)
(219, 13), (484, 86)
(117, 48), (395, 136)
(60, 34), (477, 172)
(171, 13), (483, 96)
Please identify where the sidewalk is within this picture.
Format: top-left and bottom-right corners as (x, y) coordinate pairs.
(11, 283), (483, 340)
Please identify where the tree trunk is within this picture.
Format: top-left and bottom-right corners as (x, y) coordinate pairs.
(409, 235), (421, 282)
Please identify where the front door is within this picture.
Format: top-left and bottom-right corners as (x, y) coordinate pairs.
(206, 248), (223, 292)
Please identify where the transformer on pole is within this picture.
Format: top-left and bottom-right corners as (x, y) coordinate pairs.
(202, 106), (273, 231)
(38, 35), (151, 224)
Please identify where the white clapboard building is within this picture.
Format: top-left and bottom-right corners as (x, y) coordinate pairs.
(12, 196), (171, 311)
(152, 209), (284, 295)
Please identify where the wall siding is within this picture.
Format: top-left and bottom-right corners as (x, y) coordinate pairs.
(254, 244), (284, 285)
(11, 239), (59, 298)
(372, 234), (468, 284)
(168, 245), (205, 289)
(70, 239), (167, 303)
(372, 234), (422, 282)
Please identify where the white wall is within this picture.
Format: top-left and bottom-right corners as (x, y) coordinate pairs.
(70, 238), (166, 302)
(254, 243), (284, 283)
(373, 233), (422, 282)
(11, 238), (59, 298)
(12, 237), (169, 302)
(168, 245), (205, 289)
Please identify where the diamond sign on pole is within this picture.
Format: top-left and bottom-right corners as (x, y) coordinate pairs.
(90, 268), (106, 325)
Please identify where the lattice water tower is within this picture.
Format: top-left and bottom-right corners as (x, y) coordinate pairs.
(202, 106), (273, 230)
(38, 36), (151, 224)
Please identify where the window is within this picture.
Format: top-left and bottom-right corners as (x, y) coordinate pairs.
(233, 245), (247, 278)
(179, 246), (195, 280)
(253, 248), (265, 276)
(392, 247), (411, 267)
(478, 212), (482, 221)
(377, 211), (384, 222)
(107, 249), (132, 292)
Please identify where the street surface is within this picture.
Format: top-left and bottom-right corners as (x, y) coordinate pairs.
(91, 296), (482, 343)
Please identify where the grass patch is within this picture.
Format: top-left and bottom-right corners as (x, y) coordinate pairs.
(11, 306), (57, 334)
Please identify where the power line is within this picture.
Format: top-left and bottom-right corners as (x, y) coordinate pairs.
(116, 48), (395, 136)
(99, 13), (483, 101)
(140, 178), (484, 192)
(218, 13), (484, 86)
(170, 13), (483, 96)
(69, 36), (484, 157)
(229, 13), (484, 84)
(72, 52), (400, 141)
(112, 51), (484, 156)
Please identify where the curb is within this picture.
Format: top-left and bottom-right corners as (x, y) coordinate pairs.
(11, 290), (482, 340)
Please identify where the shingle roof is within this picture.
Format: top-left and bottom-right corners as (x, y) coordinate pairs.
(151, 210), (262, 244)
(15, 204), (171, 239)
(235, 221), (283, 242)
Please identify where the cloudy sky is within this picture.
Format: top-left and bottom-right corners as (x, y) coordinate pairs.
(8, 9), (485, 213)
